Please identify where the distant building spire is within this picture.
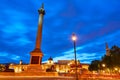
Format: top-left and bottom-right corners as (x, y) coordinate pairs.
(105, 42), (110, 56)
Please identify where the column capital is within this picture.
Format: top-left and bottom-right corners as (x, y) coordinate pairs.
(38, 3), (45, 15)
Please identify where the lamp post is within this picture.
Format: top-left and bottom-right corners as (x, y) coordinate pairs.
(102, 64), (105, 68)
(72, 33), (78, 80)
(102, 63), (106, 74)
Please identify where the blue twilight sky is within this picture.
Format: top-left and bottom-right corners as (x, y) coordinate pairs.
(0, 0), (120, 64)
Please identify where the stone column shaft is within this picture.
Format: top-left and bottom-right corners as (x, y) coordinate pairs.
(36, 14), (43, 49)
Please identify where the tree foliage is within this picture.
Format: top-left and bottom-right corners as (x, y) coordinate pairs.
(88, 60), (100, 71)
(0, 64), (6, 72)
(89, 45), (120, 71)
(103, 45), (120, 68)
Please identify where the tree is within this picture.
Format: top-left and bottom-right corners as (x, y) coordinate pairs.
(110, 45), (120, 67)
(88, 60), (100, 71)
(102, 55), (112, 68)
(0, 64), (6, 72)
(89, 45), (120, 72)
(101, 45), (120, 69)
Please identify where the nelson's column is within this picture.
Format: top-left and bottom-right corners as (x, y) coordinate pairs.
(26, 3), (45, 72)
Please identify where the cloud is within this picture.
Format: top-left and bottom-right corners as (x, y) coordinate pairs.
(0, 52), (8, 57)
(50, 31), (120, 63)
(0, 0), (120, 64)
(11, 55), (20, 60)
(2, 23), (27, 36)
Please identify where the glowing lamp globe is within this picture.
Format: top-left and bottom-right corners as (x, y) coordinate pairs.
(72, 33), (77, 41)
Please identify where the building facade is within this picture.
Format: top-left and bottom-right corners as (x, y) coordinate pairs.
(9, 57), (89, 74)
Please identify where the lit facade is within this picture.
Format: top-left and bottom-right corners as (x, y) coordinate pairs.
(9, 58), (89, 73)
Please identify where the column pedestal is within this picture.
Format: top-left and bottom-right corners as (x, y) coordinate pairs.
(25, 48), (44, 72)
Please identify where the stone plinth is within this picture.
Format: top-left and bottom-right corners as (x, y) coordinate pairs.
(24, 65), (45, 72)
(16, 72), (58, 76)
(30, 48), (43, 65)
(13, 64), (58, 76)
(0, 72), (58, 76)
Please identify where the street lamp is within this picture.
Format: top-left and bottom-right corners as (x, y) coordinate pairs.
(102, 64), (106, 74)
(72, 33), (78, 80)
(102, 64), (105, 67)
